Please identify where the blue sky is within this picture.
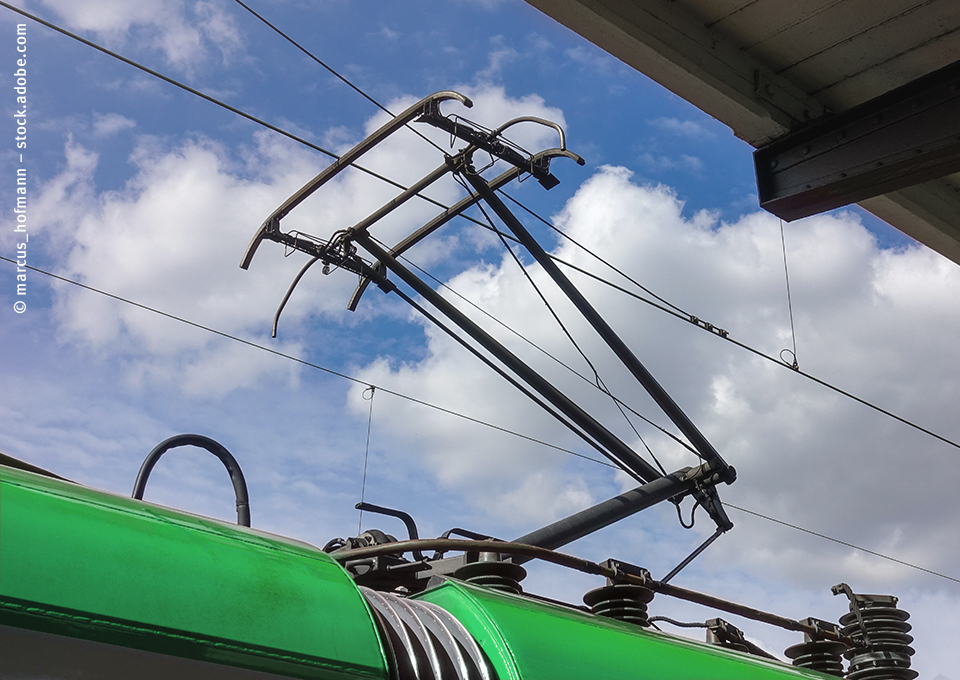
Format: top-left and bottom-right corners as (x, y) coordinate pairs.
(2, 0), (959, 675)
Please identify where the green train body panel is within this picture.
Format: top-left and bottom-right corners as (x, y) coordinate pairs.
(415, 579), (833, 680)
(0, 465), (389, 680)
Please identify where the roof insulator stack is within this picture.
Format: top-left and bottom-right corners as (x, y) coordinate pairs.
(833, 584), (917, 680)
(784, 618), (846, 676)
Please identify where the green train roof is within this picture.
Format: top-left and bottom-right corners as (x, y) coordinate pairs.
(1, 462), (836, 680)
(417, 579), (835, 680)
(0, 464), (389, 680)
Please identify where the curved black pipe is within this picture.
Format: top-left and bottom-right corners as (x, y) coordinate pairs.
(355, 501), (425, 561)
(132, 434), (251, 527)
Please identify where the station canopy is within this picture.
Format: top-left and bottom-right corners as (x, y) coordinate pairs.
(525, 0), (960, 266)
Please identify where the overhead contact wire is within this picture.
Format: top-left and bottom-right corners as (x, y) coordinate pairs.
(498, 192), (960, 455)
(3, 263), (958, 585)
(468, 182), (670, 475)
(726, 503), (960, 585)
(0, 1), (492, 232)
(501, 189), (695, 319)
(396, 252), (700, 459)
(230, 0), (448, 155)
(0, 256), (613, 471)
(779, 218), (800, 370)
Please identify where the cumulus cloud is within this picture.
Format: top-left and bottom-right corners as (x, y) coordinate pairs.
(92, 112), (136, 137)
(38, 0), (243, 71)
(344, 165), (960, 597)
(28, 86), (566, 398)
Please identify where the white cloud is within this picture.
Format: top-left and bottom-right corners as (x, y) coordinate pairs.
(194, 0), (243, 60)
(38, 0), (243, 71)
(638, 152), (704, 174)
(649, 116), (716, 138)
(369, 25), (401, 43)
(564, 44), (617, 73)
(343, 165), (960, 600)
(27, 86), (567, 399)
(92, 112), (136, 137)
(477, 37), (520, 83)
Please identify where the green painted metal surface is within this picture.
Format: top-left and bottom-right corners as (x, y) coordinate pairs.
(0, 465), (389, 680)
(416, 579), (834, 680)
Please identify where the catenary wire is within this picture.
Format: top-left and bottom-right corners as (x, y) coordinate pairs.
(394, 252), (701, 459)
(434, 179), (670, 474)
(0, 1), (490, 232)
(0, 256), (613, 471)
(7, 0), (949, 457)
(0, 0), (681, 329)
(358, 385), (376, 534)
(6, 2), (960, 583)
(4, 261), (958, 585)
(231, 0), (707, 361)
(501, 189), (698, 320)
(230, 0), (448, 155)
(372, 256), (647, 483)
(545, 235), (960, 454)
(726, 503), (960, 585)
(779, 218), (800, 370)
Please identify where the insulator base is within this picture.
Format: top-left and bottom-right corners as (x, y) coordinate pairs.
(454, 560), (526, 595)
(583, 583), (655, 627)
(784, 640), (846, 677)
